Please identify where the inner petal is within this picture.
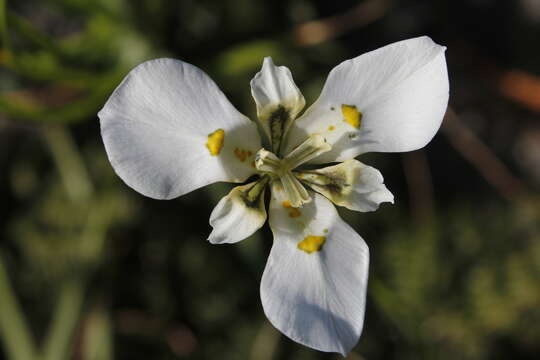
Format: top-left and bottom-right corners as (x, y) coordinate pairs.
(250, 57), (306, 155)
(208, 176), (270, 244)
(295, 159), (393, 212)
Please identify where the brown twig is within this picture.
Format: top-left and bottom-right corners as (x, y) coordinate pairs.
(293, 0), (392, 46)
(402, 150), (435, 223)
(442, 108), (528, 201)
(498, 70), (540, 113)
(115, 309), (197, 357)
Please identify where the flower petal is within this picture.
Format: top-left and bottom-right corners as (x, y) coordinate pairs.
(208, 178), (269, 244)
(284, 36), (449, 163)
(261, 186), (369, 355)
(296, 160), (394, 212)
(99, 58), (261, 200)
(250, 57), (305, 154)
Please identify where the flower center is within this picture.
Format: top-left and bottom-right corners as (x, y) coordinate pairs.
(254, 134), (331, 207)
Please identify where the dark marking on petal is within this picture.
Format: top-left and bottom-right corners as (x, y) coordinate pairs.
(296, 170), (350, 195)
(240, 176), (270, 208)
(268, 105), (290, 154)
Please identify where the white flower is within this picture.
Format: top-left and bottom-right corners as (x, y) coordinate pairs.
(98, 36), (449, 355)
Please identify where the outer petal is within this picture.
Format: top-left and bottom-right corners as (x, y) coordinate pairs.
(250, 57), (305, 154)
(99, 58), (261, 200)
(261, 186), (369, 355)
(284, 36), (449, 163)
(296, 160), (394, 212)
(208, 180), (267, 244)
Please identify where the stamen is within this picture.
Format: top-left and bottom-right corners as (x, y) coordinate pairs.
(254, 145), (315, 208)
(255, 149), (281, 173)
(283, 134), (331, 169)
(280, 172), (311, 207)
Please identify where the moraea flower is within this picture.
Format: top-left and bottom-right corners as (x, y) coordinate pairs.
(99, 36), (449, 355)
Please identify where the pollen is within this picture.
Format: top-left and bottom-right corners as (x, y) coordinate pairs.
(289, 208), (301, 217)
(206, 129), (225, 156)
(234, 148), (252, 162)
(298, 235), (326, 254)
(341, 104), (362, 129)
(282, 200), (302, 218)
(327, 125), (335, 131)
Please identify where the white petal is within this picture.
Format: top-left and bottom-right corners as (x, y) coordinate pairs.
(296, 160), (394, 212)
(250, 57), (305, 153)
(208, 179), (268, 244)
(99, 58), (261, 200)
(261, 186), (369, 355)
(284, 36), (449, 163)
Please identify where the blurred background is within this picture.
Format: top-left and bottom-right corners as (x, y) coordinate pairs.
(1, 0), (539, 359)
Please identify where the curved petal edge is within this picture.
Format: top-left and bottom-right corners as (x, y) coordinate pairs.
(285, 36), (449, 163)
(261, 189), (369, 355)
(99, 58), (261, 199)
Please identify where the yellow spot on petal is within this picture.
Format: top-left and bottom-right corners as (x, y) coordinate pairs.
(282, 200), (302, 217)
(289, 208), (301, 218)
(328, 125), (335, 131)
(341, 104), (362, 129)
(206, 129), (225, 156)
(234, 147), (252, 162)
(298, 235), (326, 254)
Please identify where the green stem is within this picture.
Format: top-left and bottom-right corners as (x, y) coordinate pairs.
(41, 125), (97, 360)
(369, 277), (420, 343)
(42, 277), (86, 360)
(7, 10), (58, 54)
(82, 307), (113, 360)
(249, 321), (280, 360)
(0, 254), (38, 360)
(41, 202), (107, 360)
(43, 126), (94, 202)
(0, 0), (9, 50)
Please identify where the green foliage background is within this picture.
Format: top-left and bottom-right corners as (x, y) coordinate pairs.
(1, 0), (539, 359)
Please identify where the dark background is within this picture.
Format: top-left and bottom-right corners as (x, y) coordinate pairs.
(1, 0), (539, 359)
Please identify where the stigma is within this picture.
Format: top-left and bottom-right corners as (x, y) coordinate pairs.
(254, 134), (332, 207)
